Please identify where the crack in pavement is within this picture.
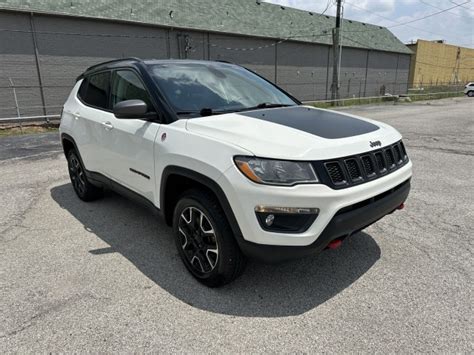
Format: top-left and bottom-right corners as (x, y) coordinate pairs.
(0, 293), (109, 339)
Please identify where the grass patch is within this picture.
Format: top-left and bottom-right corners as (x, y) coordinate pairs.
(310, 95), (397, 108)
(408, 85), (464, 94)
(407, 91), (464, 102)
(0, 125), (59, 137)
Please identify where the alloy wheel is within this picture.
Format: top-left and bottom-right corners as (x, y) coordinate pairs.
(69, 154), (86, 196)
(178, 207), (219, 274)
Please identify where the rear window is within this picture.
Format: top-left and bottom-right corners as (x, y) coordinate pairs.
(78, 71), (111, 110)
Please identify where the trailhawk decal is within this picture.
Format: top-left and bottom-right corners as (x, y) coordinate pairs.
(239, 106), (379, 139)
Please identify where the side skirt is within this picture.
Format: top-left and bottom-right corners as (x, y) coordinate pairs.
(85, 170), (162, 218)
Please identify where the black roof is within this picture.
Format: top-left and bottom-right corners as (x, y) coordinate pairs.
(78, 58), (237, 80)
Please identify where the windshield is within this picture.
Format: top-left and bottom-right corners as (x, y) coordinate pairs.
(148, 62), (297, 116)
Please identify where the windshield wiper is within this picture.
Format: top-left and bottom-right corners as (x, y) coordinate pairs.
(176, 103), (294, 117)
(176, 111), (198, 116)
(257, 102), (293, 109)
(235, 103), (294, 112)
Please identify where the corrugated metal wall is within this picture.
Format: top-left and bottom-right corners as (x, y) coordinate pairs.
(0, 11), (411, 118)
(408, 40), (474, 87)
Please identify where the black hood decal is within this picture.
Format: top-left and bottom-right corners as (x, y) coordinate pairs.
(239, 106), (379, 139)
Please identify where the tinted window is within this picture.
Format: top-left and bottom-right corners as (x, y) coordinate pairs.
(80, 71), (110, 109)
(111, 70), (153, 111)
(78, 78), (89, 100)
(148, 62), (295, 115)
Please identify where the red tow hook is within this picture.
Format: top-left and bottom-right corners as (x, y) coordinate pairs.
(327, 239), (343, 250)
(397, 202), (405, 210)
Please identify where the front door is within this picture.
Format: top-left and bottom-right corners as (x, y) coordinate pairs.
(100, 69), (161, 203)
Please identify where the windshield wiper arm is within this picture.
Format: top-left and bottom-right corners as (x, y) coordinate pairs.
(257, 102), (293, 109)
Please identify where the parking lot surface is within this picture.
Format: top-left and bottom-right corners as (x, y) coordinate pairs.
(1, 97), (473, 352)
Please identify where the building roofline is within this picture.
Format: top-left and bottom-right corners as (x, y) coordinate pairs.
(0, 1), (412, 54)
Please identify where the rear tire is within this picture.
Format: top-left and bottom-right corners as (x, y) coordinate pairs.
(172, 189), (247, 287)
(66, 149), (103, 201)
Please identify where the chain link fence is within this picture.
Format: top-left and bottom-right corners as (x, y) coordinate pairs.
(0, 77), (467, 128)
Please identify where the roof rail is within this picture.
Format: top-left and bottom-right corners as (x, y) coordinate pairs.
(86, 57), (142, 72)
(214, 60), (234, 64)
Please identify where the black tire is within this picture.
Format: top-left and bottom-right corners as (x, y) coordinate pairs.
(66, 149), (103, 201)
(172, 189), (247, 287)
(468, 91), (474, 97)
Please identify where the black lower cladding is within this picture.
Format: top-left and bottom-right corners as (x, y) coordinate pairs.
(238, 179), (411, 263)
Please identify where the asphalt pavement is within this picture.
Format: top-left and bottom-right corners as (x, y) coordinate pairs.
(1, 97), (473, 352)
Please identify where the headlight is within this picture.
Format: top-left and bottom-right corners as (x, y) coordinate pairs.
(234, 156), (319, 186)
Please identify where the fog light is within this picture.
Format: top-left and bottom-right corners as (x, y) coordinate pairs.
(255, 206), (319, 233)
(265, 214), (275, 226)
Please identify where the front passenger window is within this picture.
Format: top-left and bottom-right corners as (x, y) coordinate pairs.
(111, 70), (154, 112)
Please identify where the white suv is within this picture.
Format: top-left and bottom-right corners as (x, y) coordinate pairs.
(60, 58), (412, 287)
(464, 82), (474, 97)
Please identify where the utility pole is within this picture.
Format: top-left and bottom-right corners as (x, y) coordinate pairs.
(331, 0), (343, 102)
(452, 47), (461, 84)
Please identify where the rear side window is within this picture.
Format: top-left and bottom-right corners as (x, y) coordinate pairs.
(110, 70), (154, 111)
(78, 71), (110, 110)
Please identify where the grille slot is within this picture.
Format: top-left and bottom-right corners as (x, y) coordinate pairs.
(345, 159), (363, 182)
(361, 155), (376, 177)
(400, 141), (407, 160)
(393, 144), (402, 163)
(375, 152), (386, 173)
(385, 148), (395, 169)
(325, 162), (346, 185)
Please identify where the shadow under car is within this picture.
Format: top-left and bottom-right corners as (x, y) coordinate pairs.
(51, 183), (381, 317)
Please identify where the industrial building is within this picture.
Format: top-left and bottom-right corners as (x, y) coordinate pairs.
(0, 0), (412, 119)
(407, 40), (474, 87)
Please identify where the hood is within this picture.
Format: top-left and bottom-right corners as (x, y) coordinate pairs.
(185, 106), (402, 160)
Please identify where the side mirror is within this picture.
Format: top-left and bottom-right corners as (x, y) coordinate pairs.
(113, 99), (148, 119)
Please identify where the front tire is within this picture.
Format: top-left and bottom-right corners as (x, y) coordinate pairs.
(172, 189), (247, 287)
(468, 91), (474, 97)
(66, 149), (103, 201)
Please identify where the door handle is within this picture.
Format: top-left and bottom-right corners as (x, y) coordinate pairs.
(101, 121), (114, 130)
(73, 112), (81, 120)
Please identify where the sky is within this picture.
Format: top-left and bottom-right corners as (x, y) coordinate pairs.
(265, 0), (474, 48)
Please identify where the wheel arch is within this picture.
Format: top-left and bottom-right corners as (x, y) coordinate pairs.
(61, 133), (90, 173)
(61, 133), (77, 155)
(160, 166), (243, 241)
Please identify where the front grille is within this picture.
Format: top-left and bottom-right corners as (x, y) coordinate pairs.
(313, 140), (409, 189)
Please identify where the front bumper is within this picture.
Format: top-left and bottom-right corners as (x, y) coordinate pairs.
(217, 160), (412, 258)
(238, 178), (410, 263)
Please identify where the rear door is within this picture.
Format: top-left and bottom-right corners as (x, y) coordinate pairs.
(100, 69), (161, 202)
(73, 71), (111, 173)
